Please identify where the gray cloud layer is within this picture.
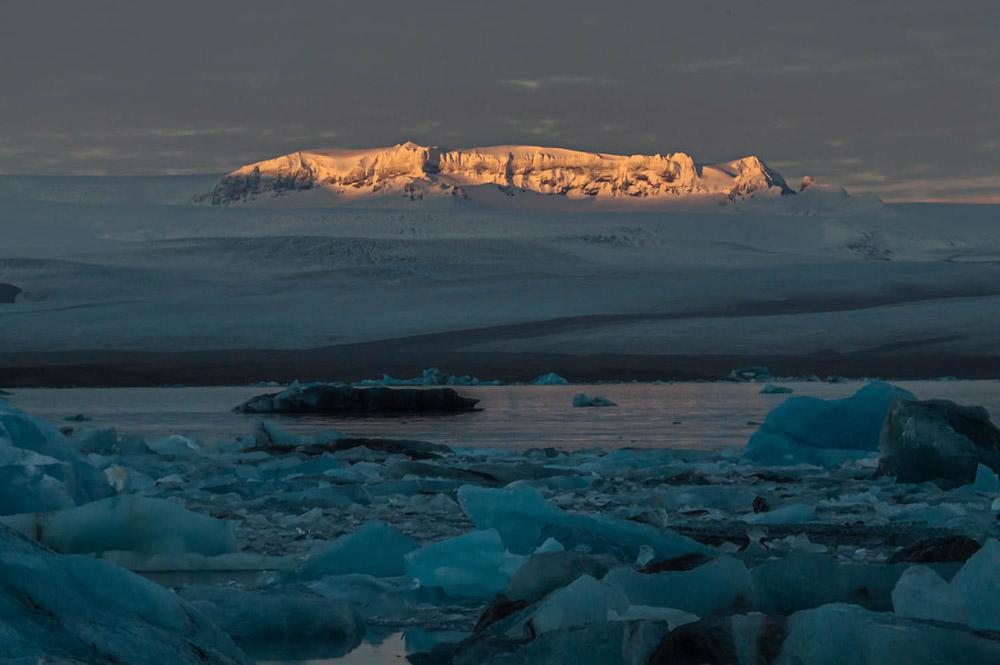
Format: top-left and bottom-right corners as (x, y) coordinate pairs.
(1, 0), (998, 200)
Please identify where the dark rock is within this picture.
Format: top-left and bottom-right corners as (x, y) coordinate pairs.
(465, 462), (583, 485)
(888, 535), (982, 564)
(523, 447), (563, 459)
(650, 614), (787, 665)
(387, 460), (499, 483)
(665, 469), (710, 485)
(753, 495), (770, 513)
(235, 382), (479, 416)
(640, 551), (713, 574)
(878, 397), (1000, 485)
(0, 283), (21, 304)
(472, 596), (529, 632)
(253, 437), (453, 460)
(407, 641), (459, 665)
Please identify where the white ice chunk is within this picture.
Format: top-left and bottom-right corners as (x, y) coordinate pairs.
(533, 372), (569, 385)
(0, 527), (245, 663)
(605, 556), (752, 616)
(0, 495), (236, 555)
(458, 483), (708, 560)
(0, 402), (113, 514)
(405, 528), (513, 598)
(973, 463), (1000, 492)
(572, 393), (617, 407)
(297, 520), (418, 579)
(147, 434), (204, 457)
(509, 574), (629, 638)
(892, 538), (1000, 631)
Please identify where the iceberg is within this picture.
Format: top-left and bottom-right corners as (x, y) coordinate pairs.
(458, 483), (709, 560)
(356, 367), (501, 386)
(604, 556), (752, 616)
(505, 552), (615, 603)
(405, 528), (515, 598)
(760, 383), (793, 394)
(1, 495), (237, 556)
(296, 520), (418, 580)
(572, 393), (617, 407)
(780, 603), (1000, 665)
(0, 525), (246, 664)
(651, 604), (1000, 664)
(235, 381), (479, 415)
(508, 574), (629, 638)
(973, 463), (1000, 491)
(729, 366), (773, 382)
(532, 372), (569, 385)
(744, 381), (914, 467)
(892, 538), (1000, 631)
(0, 401), (113, 515)
(181, 585), (364, 659)
(878, 397), (1000, 485)
(752, 552), (909, 614)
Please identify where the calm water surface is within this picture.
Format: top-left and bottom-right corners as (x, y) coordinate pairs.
(7, 380), (1000, 451)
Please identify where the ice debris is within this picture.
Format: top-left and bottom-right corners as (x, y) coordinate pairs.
(356, 367), (501, 386)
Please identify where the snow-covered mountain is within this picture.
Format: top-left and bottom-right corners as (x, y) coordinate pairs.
(206, 142), (794, 206)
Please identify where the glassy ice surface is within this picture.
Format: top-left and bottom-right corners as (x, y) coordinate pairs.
(9, 380), (1000, 451)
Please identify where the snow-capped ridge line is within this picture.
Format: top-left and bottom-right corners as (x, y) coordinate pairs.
(206, 142), (797, 206)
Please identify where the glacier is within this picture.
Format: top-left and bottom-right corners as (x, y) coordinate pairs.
(207, 142), (792, 206)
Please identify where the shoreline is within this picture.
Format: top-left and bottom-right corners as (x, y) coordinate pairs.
(3, 346), (1000, 388)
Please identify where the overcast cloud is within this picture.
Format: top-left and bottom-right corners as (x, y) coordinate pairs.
(1, 0), (997, 200)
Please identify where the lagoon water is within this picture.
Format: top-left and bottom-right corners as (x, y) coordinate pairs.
(7, 378), (1000, 664)
(7, 380), (1000, 451)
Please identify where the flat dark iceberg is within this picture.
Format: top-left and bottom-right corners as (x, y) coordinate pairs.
(234, 382), (479, 415)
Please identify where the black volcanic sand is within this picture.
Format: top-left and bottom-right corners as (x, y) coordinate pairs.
(1, 337), (998, 388)
(2, 287), (998, 386)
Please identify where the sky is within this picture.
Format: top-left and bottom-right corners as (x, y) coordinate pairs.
(1, 0), (998, 201)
